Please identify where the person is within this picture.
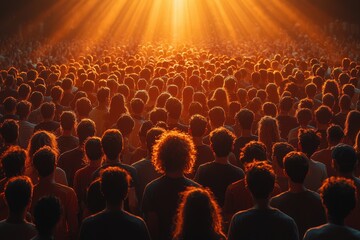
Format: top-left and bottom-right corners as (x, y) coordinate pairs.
(32, 196), (62, 240)
(103, 93), (128, 130)
(57, 111), (79, 154)
(89, 87), (110, 136)
(129, 98), (145, 148)
(270, 151), (326, 238)
(75, 97), (92, 120)
(130, 120), (153, 165)
(132, 127), (164, 202)
(0, 146), (26, 192)
(79, 167), (150, 240)
(115, 114), (135, 164)
(298, 129), (327, 191)
(31, 146), (78, 240)
(195, 127), (244, 207)
(16, 100), (35, 149)
(58, 118), (95, 186)
(312, 125), (344, 177)
(277, 96), (298, 139)
(142, 130), (199, 240)
(332, 144), (360, 230)
(173, 187), (226, 240)
(73, 137), (103, 214)
(188, 114), (214, 178)
(343, 110), (360, 146)
(165, 97), (188, 132)
(287, 108), (313, 147)
(0, 97), (19, 123)
(60, 78), (75, 107)
(34, 102), (60, 134)
(258, 116), (282, 158)
(303, 177), (360, 240)
(314, 105), (333, 150)
(50, 85), (65, 122)
(0, 176), (37, 240)
(228, 161), (299, 240)
(0, 119), (19, 156)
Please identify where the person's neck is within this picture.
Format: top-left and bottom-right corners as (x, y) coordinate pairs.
(279, 111), (289, 116)
(300, 123), (308, 128)
(327, 142), (338, 149)
(328, 216), (344, 226)
(254, 198), (270, 209)
(167, 117), (179, 125)
(317, 123), (328, 131)
(97, 103), (107, 110)
(192, 136), (204, 146)
(288, 182), (307, 193)
(62, 130), (72, 137)
(240, 129), (252, 137)
(106, 202), (124, 211)
(214, 156), (228, 164)
(89, 160), (101, 168)
(43, 118), (53, 123)
(6, 211), (26, 224)
(105, 157), (121, 164)
(39, 174), (56, 184)
(165, 171), (184, 178)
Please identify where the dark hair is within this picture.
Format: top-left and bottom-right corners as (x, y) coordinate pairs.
(29, 91), (44, 109)
(165, 97), (182, 120)
(279, 96), (294, 112)
(296, 108), (312, 126)
(77, 119), (96, 144)
(240, 141), (267, 164)
(139, 120), (153, 138)
(235, 108), (254, 130)
(86, 179), (105, 214)
(61, 78), (73, 91)
(320, 177), (356, 220)
(283, 151), (309, 183)
(315, 105), (333, 125)
(210, 127), (235, 157)
(40, 102), (55, 120)
(60, 111), (76, 131)
(146, 127), (165, 153)
(327, 125), (344, 145)
(18, 83), (31, 100)
(34, 196), (62, 237)
(3, 97), (17, 113)
(33, 146), (57, 178)
(101, 129), (123, 160)
(130, 98), (145, 115)
(75, 97), (92, 117)
(208, 106), (225, 127)
(100, 167), (131, 205)
(344, 110), (360, 144)
(189, 114), (208, 137)
(85, 137), (103, 161)
(97, 87), (110, 103)
(149, 108), (167, 125)
(298, 129), (321, 157)
(262, 102), (277, 117)
(4, 176), (33, 214)
(339, 94), (351, 111)
(16, 100), (32, 120)
(1, 146), (26, 178)
(116, 114), (135, 136)
(246, 161), (275, 199)
(272, 142), (294, 169)
(332, 144), (358, 173)
(1, 119), (19, 143)
(50, 86), (63, 102)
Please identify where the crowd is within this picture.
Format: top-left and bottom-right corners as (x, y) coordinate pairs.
(0, 35), (359, 240)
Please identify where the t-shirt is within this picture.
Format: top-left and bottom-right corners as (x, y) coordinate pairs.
(304, 159), (327, 192)
(58, 147), (85, 187)
(195, 162), (244, 206)
(190, 144), (214, 178)
(228, 208), (299, 240)
(0, 220), (37, 240)
(79, 209), (150, 240)
(57, 135), (79, 154)
(277, 115), (298, 139)
(303, 224), (360, 240)
(270, 190), (327, 238)
(142, 175), (200, 240)
(34, 120), (60, 134)
(311, 148), (337, 177)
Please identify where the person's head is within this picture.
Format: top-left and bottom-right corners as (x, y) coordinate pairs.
(85, 137), (103, 162)
(29, 91), (44, 110)
(3, 97), (17, 115)
(272, 142), (294, 169)
(208, 106), (225, 128)
(18, 83), (31, 100)
(34, 196), (62, 238)
(315, 105), (333, 125)
(258, 116), (280, 153)
(27, 130), (58, 159)
(4, 176), (33, 215)
(245, 161), (275, 200)
(116, 113), (135, 137)
(295, 108), (312, 126)
(262, 102), (277, 117)
(279, 96), (294, 113)
(60, 111), (76, 132)
(16, 100), (32, 120)
(149, 107), (167, 125)
(298, 129), (321, 157)
(320, 177), (357, 221)
(109, 93), (128, 119)
(1, 119), (19, 144)
(61, 78), (73, 92)
(40, 102), (55, 121)
(210, 127), (235, 158)
(75, 97), (92, 118)
(240, 141), (268, 165)
(173, 187), (224, 239)
(165, 97), (182, 120)
(327, 125), (344, 146)
(283, 151), (309, 184)
(1, 146), (26, 178)
(339, 94), (351, 112)
(332, 144), (358, 174)
(305, 83), (317, 98)
(100, 167), (130, 206)
(101, 129), (123, 161)
(76, 118), (96, 144)
(344, 110), (360, 144)
(33, 146), (57, 178)
(146, 127), (165, 154)
(50, 86), (63, 103)
(152, 130), (196, 174)
(189, 114), (208, 138)
(96, 87), (110, 105)
(235, 108), (254, 130)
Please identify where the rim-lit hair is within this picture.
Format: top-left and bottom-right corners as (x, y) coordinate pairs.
(27, 131), (59, 166)
(152, 130), (196, 174)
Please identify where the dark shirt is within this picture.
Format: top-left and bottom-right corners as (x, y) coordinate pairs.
(79, 209), (150, 240)
(332, 112), (348, 129)
(142, 175), (199, 240)
(34, 121), (60, 134)
(270, 190), (327, 238)
(277, 115), (298, 140)
(57, 135), (79, 154)
(168, 122), (189, 133)
(58, 147), (85, 187)
(195, 162), (244, 206)
(228, 208), (299, 240)
(61, 92), (74, 107)
(316, 129), (328, 150)
(0, 114), (19, 123)
(190, 144), (214, 178)
(0, 88), (18, 104)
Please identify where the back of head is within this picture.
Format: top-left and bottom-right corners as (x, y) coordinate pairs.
(116, 113), (135, 137)
(146, 127), (165, 153)
(210, 127), (235, 157)
(1, 146), (26, 178)
(85, 137), (103, 162)
(76, 118), (96, 144)
(296, 108), (312, 126)
(327, 125), (344, 145)
(28, 130), (58, 158)
(208, 106), (225, 127)
(272, 142), (294, 169)
(152, 130), (196, 174)
(240, 141), (268, 165)
(3, 97), (17, 114)
(97, 87), (110, 104)
(332, 144), (357, 174)
(1, 119), (19, 143)
(283, 151), (309, 184)
(4, 176), (33, 214)
(100, 167), (130, 206)
(165, 97), (182, 120)
(315, 105), (333, 125)
(101, 129), (123, 160)
(189, 114), (208, 137)
(320, 177), (356, 220)
(16, 100), (32, 120)
(245, 161), (275, 199)
(33, 146), (57, 178)
(279, 96), (294, 113)
(60, 111), (76, 131)
(130, 98), (145, 115)
(40, 102), (55, 120)
(34, 196), (62, 237)
(298, 129), (320, 157)
(235, 108), (254, 130)
(75, 97), (92, 117)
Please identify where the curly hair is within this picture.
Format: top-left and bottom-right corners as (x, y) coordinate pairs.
(152, 130), (196, 174)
